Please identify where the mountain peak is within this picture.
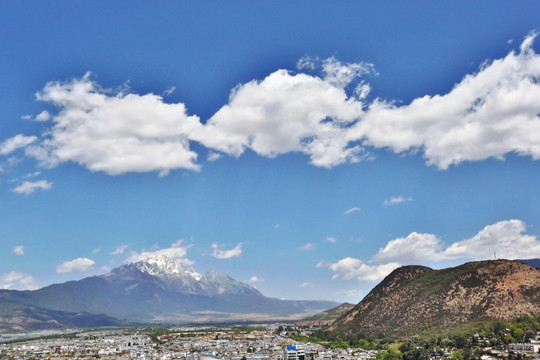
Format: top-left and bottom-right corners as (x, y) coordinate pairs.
(329, 259), (540, 339)
(127, 255), (202, 280)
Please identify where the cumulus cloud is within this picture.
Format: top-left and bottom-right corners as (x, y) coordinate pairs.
(126, 239), (194, 265)
(211, 242), (242, 259)
(349, 32), (540, 169)
(18, 33), (540, 174)
(443, 219), (540, 260)
(343, 206), (361, 215)
(300, 242), (316, 251)
(32, 73), (203, 175)
(194, 33), (540, 169)
(0, 271), (39, 290)
(249, 276), (264, 283)
(384, 196), (413, 206)
(191, 59), (370, 169)
(12, 180), (53, 195)
(322, 257), (400, 281)
(373, 219), (540, 264)
(111, 244), (128, 255)
(0, 134), (37, 155)
(12, 245), (24, 256)
(56, 257), (95, 273)
(372, 232), (445, 264)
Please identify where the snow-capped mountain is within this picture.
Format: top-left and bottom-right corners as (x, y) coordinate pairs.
(0, 255), (338, 323)
(118, 255), (263, 297)
(130, 255), (203, 280)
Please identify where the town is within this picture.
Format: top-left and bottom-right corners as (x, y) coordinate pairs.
(1, 324), (539, 360)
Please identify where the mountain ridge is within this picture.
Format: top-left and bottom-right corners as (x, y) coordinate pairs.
(0, 256), (337, 326)
(328, 260), (540, 340)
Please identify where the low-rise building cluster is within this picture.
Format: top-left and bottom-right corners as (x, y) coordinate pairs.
(0, 326), (377, 360)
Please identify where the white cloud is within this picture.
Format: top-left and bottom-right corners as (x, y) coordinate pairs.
(12, 180), (53, 195)
(326, 236), (338, 243)
(349, 32), (540, 169)
(0, 271), (39, 290)
(207, 152), (222, 162)
(56, 257), (95, 273)
(0, 134), (37, 155)
(249, 276), (264, 283)
(19, 33), (540, 174)
(300, 242), (316, 251)
(322, 57), (375, 88)
(194, 34), (540, 170)
(33, 73), (203, 175)
(163, 86), (176, 96)
(324, 257), (400, 281)
(372, 219), (540, 264)
(12, 245), (24, 256)
(191, 62), (369, 169)
(111, 244), (128, 255)
(384, 196), (413, 206)
(91, 248), (101, 254)
(35, 110), (51, 122)
(21, 115), (33, 120)
(299, 281), (315, 288)
(372, 232), (445, 264)
(126, 239), (194, 265)
(296, 56), (318, 71)
(443, 219), (540, 260)
(211, 242), (242, 259)
(343, 206), (361, 215)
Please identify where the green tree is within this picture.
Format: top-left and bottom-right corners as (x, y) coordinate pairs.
(450, 349), (463, 360)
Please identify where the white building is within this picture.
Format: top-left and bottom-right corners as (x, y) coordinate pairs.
(285, 345), (305, 360)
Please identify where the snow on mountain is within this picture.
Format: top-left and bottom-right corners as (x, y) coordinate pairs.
(129, 255), (202, 280)
(119, 255), (263, 297)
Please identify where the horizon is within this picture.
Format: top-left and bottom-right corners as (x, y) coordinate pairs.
(1, 1), (540, 303)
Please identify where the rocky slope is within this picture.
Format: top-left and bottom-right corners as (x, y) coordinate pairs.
(329, 260), (540, 339)
(0, 256), (337, 324)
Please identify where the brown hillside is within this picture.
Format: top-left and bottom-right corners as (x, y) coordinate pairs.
(329, 260), (540, 338)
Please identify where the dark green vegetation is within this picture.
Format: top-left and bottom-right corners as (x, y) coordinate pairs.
(327, 260), (540, 341)
(372, 315), (540, 360)
(321, 315), (540, 345)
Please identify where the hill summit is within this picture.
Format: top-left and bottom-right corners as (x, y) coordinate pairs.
(329, 260), (540, 339)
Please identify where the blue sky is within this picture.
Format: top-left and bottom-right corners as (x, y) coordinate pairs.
(2, 1), (540, 302)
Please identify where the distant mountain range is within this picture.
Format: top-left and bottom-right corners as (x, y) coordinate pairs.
(0, 303), (128, 332)
(0, 255), (337, 331)
(515, 258), (540, 268)
(296, 302), (355, 327)
(328, 259), (540, 340)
